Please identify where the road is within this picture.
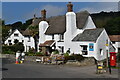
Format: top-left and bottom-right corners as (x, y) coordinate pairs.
(1, 58), (119, 78)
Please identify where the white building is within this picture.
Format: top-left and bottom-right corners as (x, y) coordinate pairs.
(4, 2), (115, 61)
(109, 35), (120, 53)
(38, 2), (114, 61)
(4, 29), (35, 52)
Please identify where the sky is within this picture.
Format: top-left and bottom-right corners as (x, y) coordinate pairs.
(1, 2), (119, 24)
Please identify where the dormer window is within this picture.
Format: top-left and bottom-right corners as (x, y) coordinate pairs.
(8, 40), (11, 43)
(14, 33), (18, 37)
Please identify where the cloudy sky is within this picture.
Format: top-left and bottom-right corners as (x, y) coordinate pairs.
(1, 2), (119, 24)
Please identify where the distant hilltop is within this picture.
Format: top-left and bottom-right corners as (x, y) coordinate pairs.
(3, 11), (120, 35)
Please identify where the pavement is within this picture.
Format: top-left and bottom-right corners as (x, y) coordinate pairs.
(1, 58), (119, 78)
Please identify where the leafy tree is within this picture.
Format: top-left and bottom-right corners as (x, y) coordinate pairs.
(11, 21), (22, 30)
(13, 42), (24, 52)
(104, 17), (120, 35)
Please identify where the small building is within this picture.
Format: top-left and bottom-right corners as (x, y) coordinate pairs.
(4, 29), (35, 52)
(109, 35), (120, 53)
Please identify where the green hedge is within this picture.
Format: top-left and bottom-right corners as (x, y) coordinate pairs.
(2, 42), (24, 54)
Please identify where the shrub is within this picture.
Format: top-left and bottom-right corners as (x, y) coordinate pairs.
(2, 45), (15, 54)
(64, 52), (69, 57)
(35, 52), (44, 56)
(52, 50), (59, 54)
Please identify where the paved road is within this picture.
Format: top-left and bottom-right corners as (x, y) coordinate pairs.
(1, 58), (119, 78)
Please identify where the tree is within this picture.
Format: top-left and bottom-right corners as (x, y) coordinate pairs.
(104, 17), (120, 35)
(13, 42), (24, 52)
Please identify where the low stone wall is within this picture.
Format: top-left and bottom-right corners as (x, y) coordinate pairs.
(2, 54), (96, 66)
(66, 57), (96, 66)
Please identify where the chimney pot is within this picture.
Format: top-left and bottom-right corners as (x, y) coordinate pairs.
(41, 9), (46, 21)
(67, 2), (73, 12)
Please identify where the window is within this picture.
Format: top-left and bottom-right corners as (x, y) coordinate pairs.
(59, 34), (64, 41)
(9, 43), (12, 45)
(100, 49), (103, 55)
(14, 39), (19, 44)
(112, 41), (115, 44)
(81, 45), (88, 55)
(52, 35), (54, 40)
(8, 40), (11, 43)
(14, 33), (18, 36)
(82, 45), (87, 50)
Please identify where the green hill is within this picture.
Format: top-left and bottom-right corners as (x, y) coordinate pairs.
(91, 11), (120, 35)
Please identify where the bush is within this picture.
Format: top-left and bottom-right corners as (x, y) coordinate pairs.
(52, 50), (59, 54)
(2, 45), (15, 54)
(13, 42), (24, 52)
(35, 52), (44, 56)
(64, 52), (69, 57)
(64, 54), (84, 62)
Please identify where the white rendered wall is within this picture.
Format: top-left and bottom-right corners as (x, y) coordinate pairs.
(95, 30), (110, 61)
(83, 16), (96, 30)
(5, 29), (24, 45)
(45, 35), (52, 41)
(64, 12), (77, 53)
(39, 21), (49, 44)
(4, 29), (35, 52)
(24, 37), (35, 52)
(113, 42), (120, 53)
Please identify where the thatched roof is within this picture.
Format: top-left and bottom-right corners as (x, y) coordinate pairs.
(31, 10), (89, 35)
(45, 15), (66, 35)
(72, 28), (104, 42)
(23, 28), (32, 36)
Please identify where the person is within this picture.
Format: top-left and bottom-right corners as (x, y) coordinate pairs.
(21, 52), (25, 63)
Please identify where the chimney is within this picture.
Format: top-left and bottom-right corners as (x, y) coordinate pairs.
(67, 2), (73, 12)
(34, 14), (36, 18)
(41, 9), (46, 21)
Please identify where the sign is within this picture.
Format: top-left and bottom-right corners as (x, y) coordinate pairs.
(89, 43), (94, 51)
(106, 44), (108, 46)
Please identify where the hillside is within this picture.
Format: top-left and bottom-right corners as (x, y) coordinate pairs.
(91, 11), (120, 35)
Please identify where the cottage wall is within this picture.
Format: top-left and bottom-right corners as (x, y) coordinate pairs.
(95, 29), (110, 60)
(5, 29), (24, 45)
(4, 29), (35, 52)
(39, 21), (49, 44)
(83, 16), (96, 30)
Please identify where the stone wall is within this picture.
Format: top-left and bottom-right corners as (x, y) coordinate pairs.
(2, 54), (96, 66)
(66, 57), (96, 66)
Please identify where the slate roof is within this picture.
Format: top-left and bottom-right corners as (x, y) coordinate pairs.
(109, 35), (120, 42)
(31, 10), (89, 35)
(72, 28), (104, 42)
